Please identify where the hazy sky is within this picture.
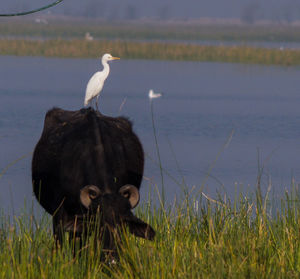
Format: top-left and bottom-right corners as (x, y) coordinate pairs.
(2, 0), (300, 21)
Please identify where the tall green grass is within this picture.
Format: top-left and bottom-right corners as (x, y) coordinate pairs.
(0, 187), (299, 278)
(1, 38), (300, 65)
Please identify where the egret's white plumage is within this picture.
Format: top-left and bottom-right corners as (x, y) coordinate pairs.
(148, 89), (162, 99)
(84, 53), (120, 110)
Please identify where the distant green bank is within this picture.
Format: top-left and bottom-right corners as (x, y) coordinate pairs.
(1, 38), (300, 65)
(2, 20), (300, 43)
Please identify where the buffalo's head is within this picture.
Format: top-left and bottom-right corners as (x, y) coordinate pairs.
(76, 184), (155, 252)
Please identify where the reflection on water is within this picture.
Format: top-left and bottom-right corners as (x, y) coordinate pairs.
(0, 56), (300, 213)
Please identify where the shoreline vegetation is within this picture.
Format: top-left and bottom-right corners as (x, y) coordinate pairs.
(0, 190), (299, 278)
(3, 19), (300, 43)
(1, 39), (300, 65)
(1, 20), (300, 65)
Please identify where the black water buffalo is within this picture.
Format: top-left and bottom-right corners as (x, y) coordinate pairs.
(32, 107), (155, 254)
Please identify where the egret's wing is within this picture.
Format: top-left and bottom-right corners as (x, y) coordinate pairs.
(84, 71), (105, 106)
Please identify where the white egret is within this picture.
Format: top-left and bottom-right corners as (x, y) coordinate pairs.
(84, 53), (120, 110)
(148, 89), (162, 99)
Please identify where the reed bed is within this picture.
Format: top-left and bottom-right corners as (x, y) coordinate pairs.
(0, 189), (299, 278)
(2, 20), (300, 43)
(1, 39), (300, 65)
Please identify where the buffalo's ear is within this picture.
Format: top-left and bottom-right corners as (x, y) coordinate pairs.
(80, 185), (101, 208)
(119, 185), (140, 209)
(125, 216), (155, 240)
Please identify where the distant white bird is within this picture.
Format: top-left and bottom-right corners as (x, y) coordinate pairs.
(85, 32), (94, 41)
(35, 18), (48, 24)
(148, 89), (162, 99)
(84, 53), (120, 110)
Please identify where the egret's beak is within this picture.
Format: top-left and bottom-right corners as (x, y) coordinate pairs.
(112, 57), (120, 60)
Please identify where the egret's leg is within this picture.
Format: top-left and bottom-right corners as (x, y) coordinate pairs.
(91, 98), (95, 110)
(96, 96), (99, 111)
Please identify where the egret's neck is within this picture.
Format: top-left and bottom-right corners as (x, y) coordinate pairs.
(101, 59), (110, 79)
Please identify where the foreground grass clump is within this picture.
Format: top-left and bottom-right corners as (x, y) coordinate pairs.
(1, 39), (300, 65)
(0, 191), (299, 278)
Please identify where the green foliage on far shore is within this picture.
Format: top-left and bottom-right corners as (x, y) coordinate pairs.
(2, 20), (300, 65)
(1, 38), (300, 65)
(2, 20), (300, 43)
(0, 189), (299, 278)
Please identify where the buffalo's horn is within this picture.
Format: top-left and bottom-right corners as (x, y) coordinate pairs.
(80, 185), (101, 208)
(119, 185), (140, 209)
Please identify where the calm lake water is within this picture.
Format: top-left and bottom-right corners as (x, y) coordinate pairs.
(1, 56), (300, 213)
